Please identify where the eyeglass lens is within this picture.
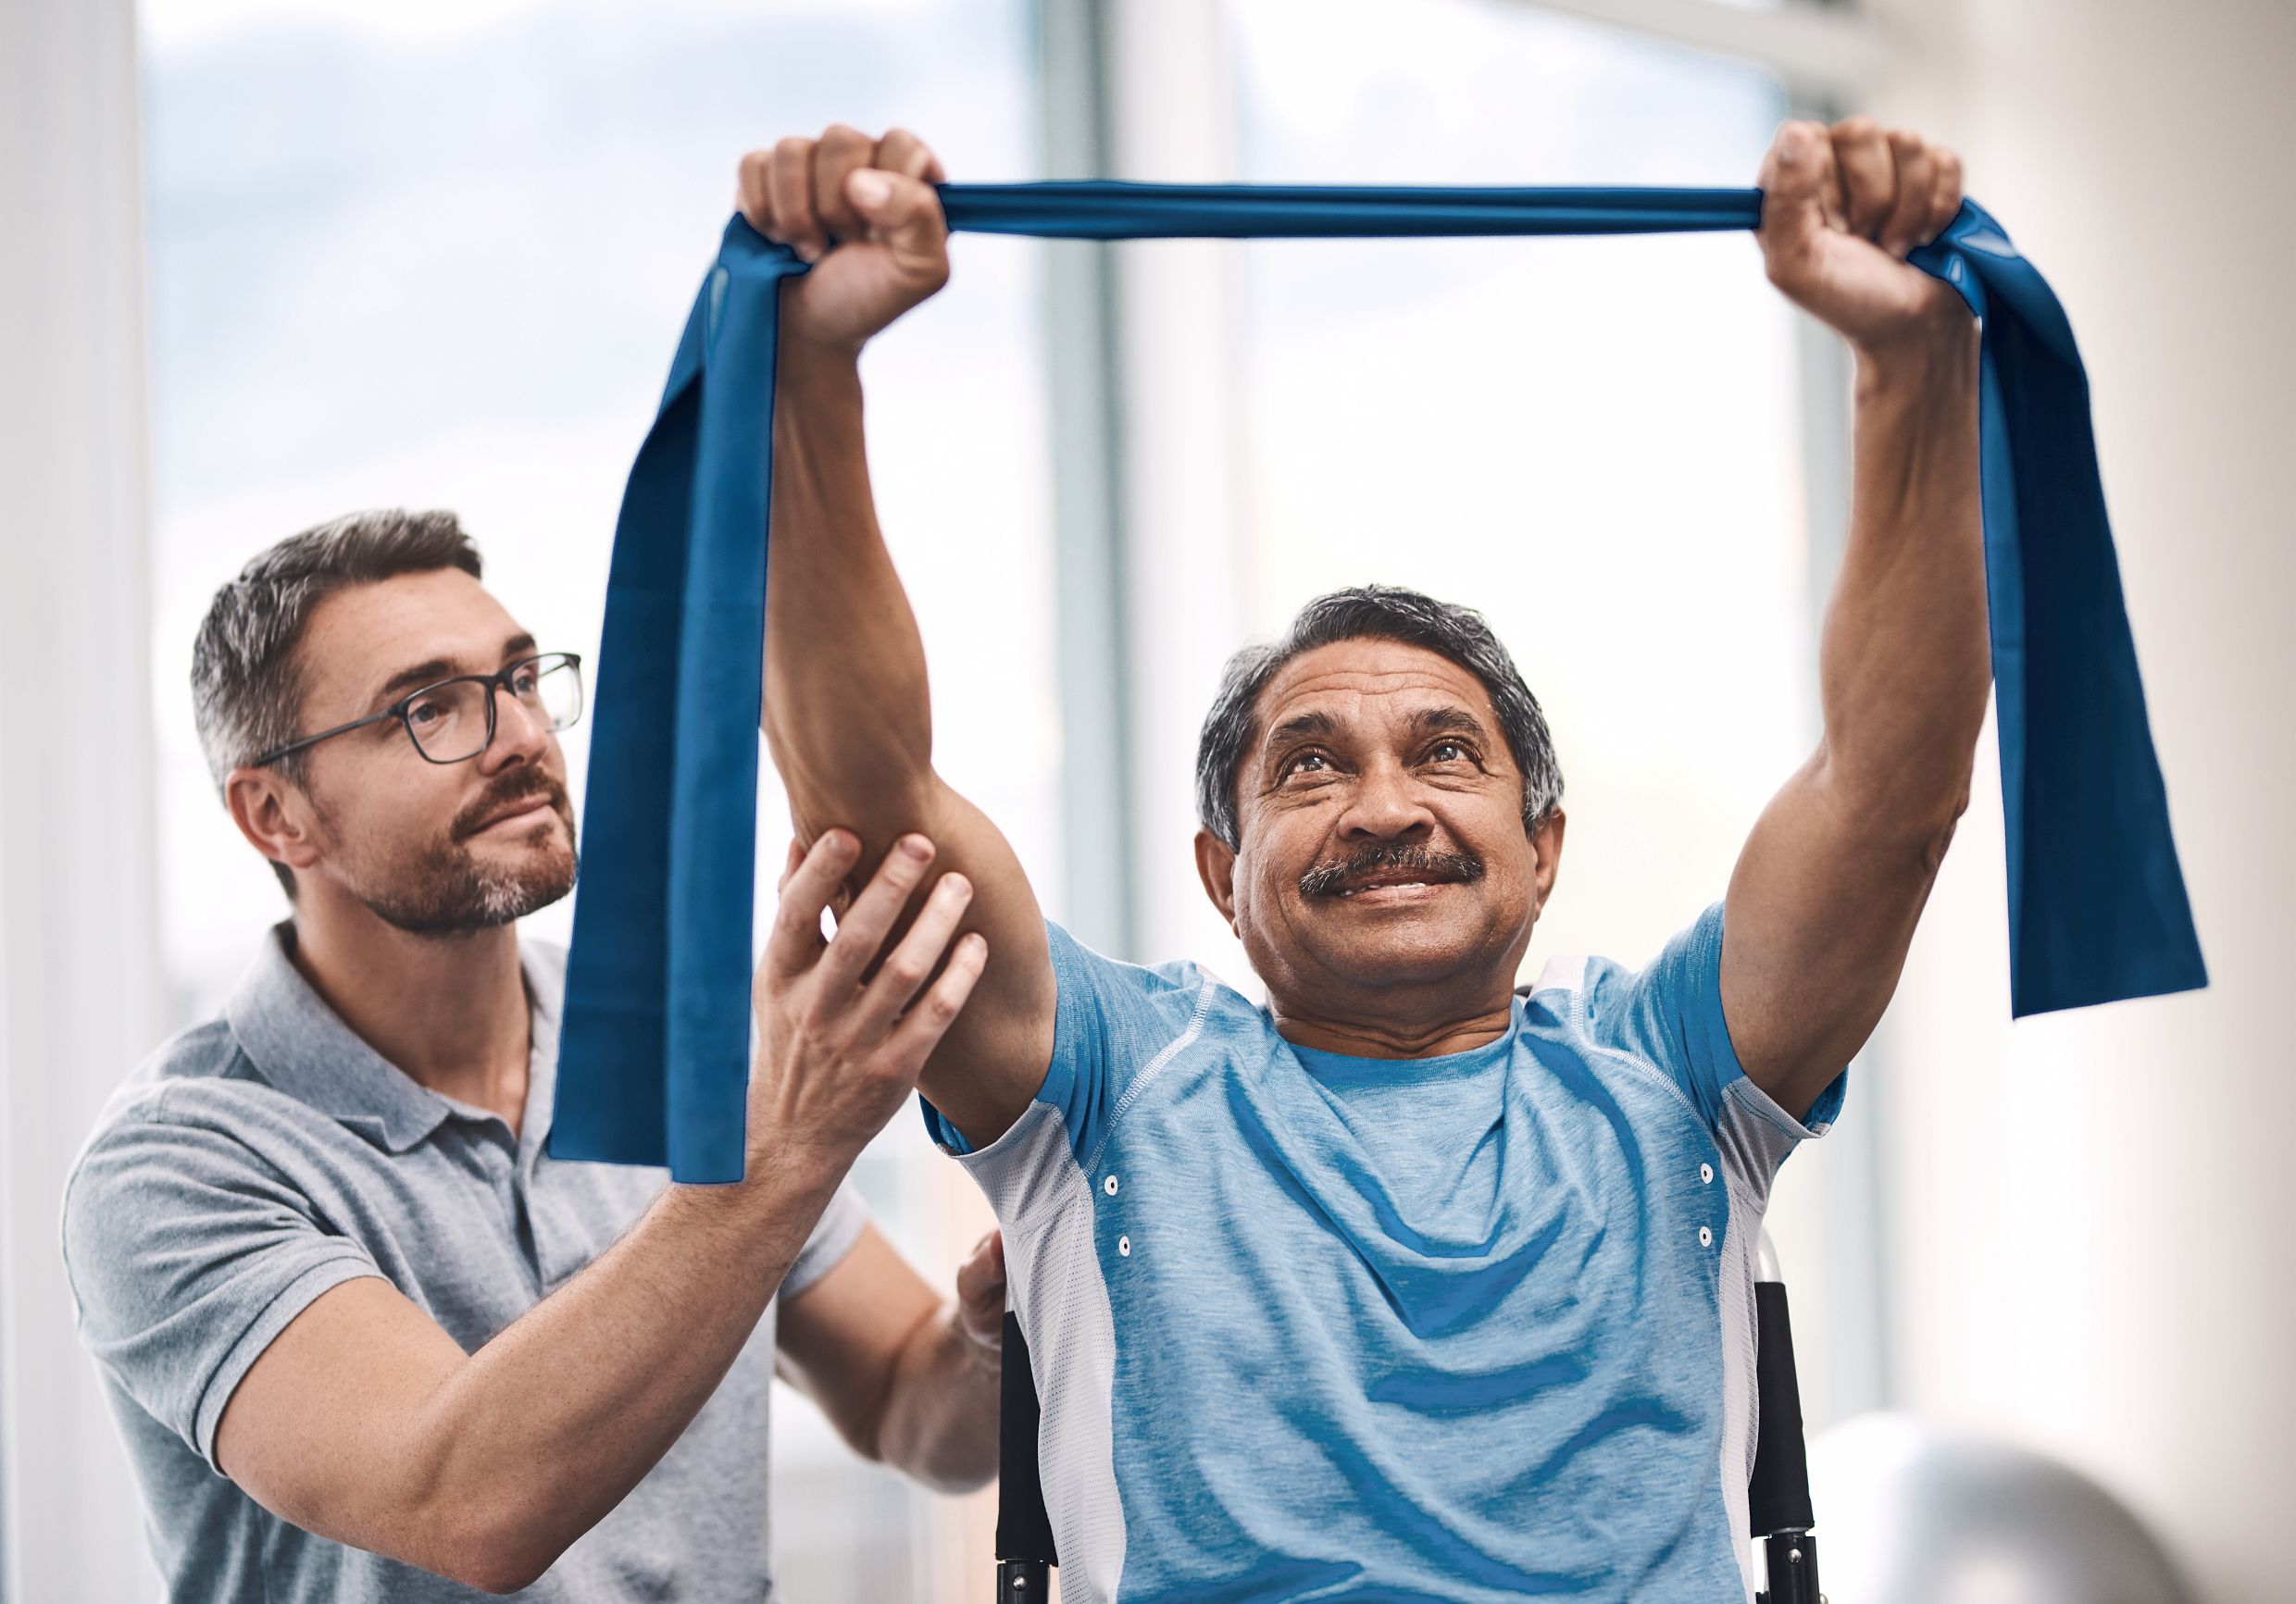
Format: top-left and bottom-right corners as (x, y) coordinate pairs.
(405, 657), (584, 763)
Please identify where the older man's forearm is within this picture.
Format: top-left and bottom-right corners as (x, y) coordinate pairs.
(1813, 312), (1989, 839)
(761, 343), (939, 842)
(875, 1305), (1004, 1493)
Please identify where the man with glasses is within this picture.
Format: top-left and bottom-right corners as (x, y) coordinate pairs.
(62, 509), (1004, 1600)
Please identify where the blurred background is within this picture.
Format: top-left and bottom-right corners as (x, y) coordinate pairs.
(2, 0), (2290, 1598)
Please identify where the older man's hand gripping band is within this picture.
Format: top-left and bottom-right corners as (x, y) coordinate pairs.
(554, 120), (2204, 1182)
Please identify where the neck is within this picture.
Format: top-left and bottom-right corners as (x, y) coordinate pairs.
(1268, 988), (1516, 1059)
(286, 886), (533, 1131)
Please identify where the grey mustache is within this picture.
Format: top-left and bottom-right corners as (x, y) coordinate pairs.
(1298, 841), (1485, 900)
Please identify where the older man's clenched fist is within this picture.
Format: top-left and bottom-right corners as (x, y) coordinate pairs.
(738, 125), (952, 356)
(1757, 117), (1973, 355)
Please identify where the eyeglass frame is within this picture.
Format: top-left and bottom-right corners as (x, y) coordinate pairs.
(248, 651), (585, 769)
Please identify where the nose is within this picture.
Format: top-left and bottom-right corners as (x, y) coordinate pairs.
(1336, 754), (1434, 842)
(480, 680), (553, 769)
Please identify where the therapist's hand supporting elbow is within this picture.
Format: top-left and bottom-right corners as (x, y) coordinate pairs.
(211, 833), (988, 1594)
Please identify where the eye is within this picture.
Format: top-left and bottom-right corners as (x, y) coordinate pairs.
(1427, 739), (1475, 764)
(405, 695), (447, 728)
(510, 664), (542, 697)
(1282, 750), (1333, 778)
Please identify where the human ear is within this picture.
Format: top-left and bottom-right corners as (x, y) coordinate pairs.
(1193, 828), (1240, 932)
(1529, 808), (1566, 917)
(225, 768), (323, 876)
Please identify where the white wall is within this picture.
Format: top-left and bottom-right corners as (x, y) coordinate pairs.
(0, 0), (170, 1598)
(1869, 2), (2296, 1598)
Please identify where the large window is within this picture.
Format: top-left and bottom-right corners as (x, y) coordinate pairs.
(142, 1), (1052, 1595)
(126, 0), (1870, 1597)
(1227, 0), (1808, 976)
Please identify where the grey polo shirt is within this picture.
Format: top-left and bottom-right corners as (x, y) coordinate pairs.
(60, 923), (866, 1603)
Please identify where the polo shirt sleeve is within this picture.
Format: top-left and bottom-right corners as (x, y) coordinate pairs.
(920, 920), (1209, 1165)
(60, 1098), (384, 1471)
(782, 1180), (868, 1300)
(1587, 901), (1847, 1195)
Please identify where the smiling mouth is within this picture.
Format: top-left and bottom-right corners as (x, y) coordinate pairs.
(1333, 877), (1453, 900)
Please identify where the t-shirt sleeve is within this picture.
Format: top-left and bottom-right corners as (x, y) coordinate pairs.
(782, 1180), (868, 1300)
(1585, 901), (1847, 1192)
(60, 1104), (383, 1470)
(919, 920), (1209, 1165)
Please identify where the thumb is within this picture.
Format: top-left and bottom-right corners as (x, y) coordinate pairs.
(844, 168), (950, 275)
(1757, 119), (1841, 256)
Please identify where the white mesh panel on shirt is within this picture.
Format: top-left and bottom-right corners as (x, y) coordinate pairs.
(956, 1101), (1126, 1603)
(1716, 1188), (1765, 1603)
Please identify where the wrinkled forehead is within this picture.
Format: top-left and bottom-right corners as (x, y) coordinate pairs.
(296, 568), (532, 717)
(1252, 638), (1504, 749)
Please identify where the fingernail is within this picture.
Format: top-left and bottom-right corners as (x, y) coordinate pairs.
(899, 834), (932, 861)
(795, 241), (820, 264)
(941, 872), (971, 899)
(849, 170), (892, 208)
(822, 829), (857, 860)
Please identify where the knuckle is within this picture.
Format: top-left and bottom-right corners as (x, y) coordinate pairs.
(1834, 113), (1879, 141)
(774, 134), (813, 167)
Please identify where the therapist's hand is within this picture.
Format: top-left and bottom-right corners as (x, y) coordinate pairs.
(1756, 117), (1969, 355)
(738, 126), (952, 358)
(748, 829), (987, 1185)
(955, 1230), (1007, 1350)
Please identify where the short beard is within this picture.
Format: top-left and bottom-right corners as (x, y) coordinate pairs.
(321, 770), (580, 938)
(1298, 839), (1485, 901)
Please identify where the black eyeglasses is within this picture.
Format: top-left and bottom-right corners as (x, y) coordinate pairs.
(252, 653), (585, 768)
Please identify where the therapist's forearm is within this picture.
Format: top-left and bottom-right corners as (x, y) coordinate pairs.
(875, 1303), (1003, 1493)
(394, 1158), (845, 1591)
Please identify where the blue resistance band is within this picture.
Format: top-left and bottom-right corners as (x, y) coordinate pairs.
(550, 183), (2206, 1183)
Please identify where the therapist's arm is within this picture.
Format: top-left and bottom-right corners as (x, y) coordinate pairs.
(1724, 116), (1987, 1120)
(777, 1224), (1005, 1492)
(213, 835), (985, 1594)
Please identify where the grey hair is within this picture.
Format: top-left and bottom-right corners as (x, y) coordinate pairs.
(1193, 585), (1563, 850)
(191, 508), (483, 895)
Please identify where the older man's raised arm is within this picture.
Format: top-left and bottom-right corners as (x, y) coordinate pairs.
(741, 125), (1054, 1147)
(1723, 117), (1989, 1120)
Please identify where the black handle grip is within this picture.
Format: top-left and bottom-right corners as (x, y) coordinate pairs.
(1748, 1279), (1816, 1537)
(995, 1309), (1058, 1567)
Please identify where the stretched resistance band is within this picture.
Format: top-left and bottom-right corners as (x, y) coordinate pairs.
(550, 183), (2206, 1183)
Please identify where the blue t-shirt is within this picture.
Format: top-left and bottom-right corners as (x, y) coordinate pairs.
(924, 902), (1842, 1603)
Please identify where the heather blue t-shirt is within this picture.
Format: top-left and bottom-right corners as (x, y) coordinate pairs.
(925, 902), (1842, 1603)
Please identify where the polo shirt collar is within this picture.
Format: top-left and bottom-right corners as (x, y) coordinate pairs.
(226, 922), (555, 1156)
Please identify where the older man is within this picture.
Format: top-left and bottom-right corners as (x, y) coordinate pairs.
(745, 115), (1982, 1601)
(64, 513), (1004, 1600)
